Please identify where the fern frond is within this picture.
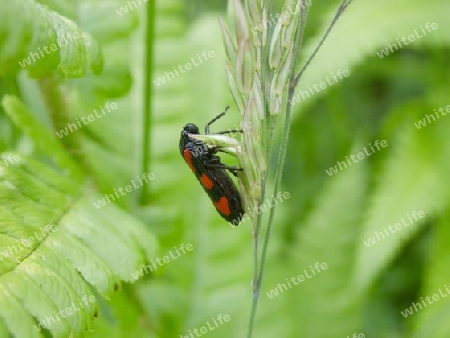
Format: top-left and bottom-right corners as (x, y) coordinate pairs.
(0, 153), (157, 337)
(0, 0), (102, 77)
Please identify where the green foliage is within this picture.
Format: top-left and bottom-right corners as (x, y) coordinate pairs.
(0, 0), (102, 77)
(1, 0), (450, 337)
(0, 151), (156, 336)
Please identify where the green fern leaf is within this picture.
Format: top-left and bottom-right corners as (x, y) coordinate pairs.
(257, 148), (367, 337)
(0, 0), (102, 78)
(293, 0), (450, 110)
(410, 212), (450, 337)
(355, 98), (450, 291)
(0, 153), (157, 337)
(2, 95), (82, 180)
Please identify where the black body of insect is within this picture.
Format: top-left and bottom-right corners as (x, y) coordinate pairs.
(179, 107), (244, 225)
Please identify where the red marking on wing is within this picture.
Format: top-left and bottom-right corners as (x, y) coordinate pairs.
(183, 149), (196, 173)
(200, 174), (214, 190)
(214, 197), (231, 217)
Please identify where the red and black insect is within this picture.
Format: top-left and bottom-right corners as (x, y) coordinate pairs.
(179, 107), (244, 225)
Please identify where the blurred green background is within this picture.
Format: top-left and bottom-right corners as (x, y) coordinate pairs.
(1, 0), (450, 337)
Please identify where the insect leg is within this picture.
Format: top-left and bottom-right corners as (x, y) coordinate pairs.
(205, 163), (243, 177)
(214, 129), (243, 135)
(205, 106), (230, 134)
